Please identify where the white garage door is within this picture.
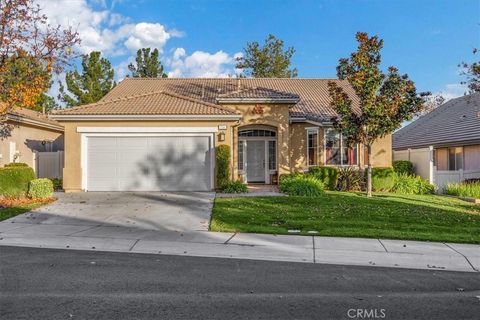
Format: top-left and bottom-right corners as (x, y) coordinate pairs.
(86, 136), (212, 191)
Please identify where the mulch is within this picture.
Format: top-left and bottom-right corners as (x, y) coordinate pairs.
(0, 197), (56, 208)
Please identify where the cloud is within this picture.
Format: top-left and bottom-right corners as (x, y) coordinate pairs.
(435, 83), (467, 101)
(36, 0), (181, 55)
(123, 23), (172, 52)
(167, 48), (241, 78)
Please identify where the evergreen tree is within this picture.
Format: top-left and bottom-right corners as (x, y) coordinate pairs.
(59, 51), (115, 106)
(128, 48), (167, 78)
(236, 34), (297, 78)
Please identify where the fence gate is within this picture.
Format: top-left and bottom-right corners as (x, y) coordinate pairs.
(35, 151), (64, 179)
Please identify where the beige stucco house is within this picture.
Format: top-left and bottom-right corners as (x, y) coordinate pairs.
(1, 107), (64, 170)
(51, 78), (392, 192)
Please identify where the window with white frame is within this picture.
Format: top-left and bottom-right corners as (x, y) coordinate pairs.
(307, 128), (319, 166)
(325, 128), (358, 165)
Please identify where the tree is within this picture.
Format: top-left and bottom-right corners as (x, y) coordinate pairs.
(0, 0), (80, 114)
(128, 48), (167, 78)
(420, 93), (445, 116)
(328, 32), (426, 197)
(59, 51), (116, 106)
(236, 34), (298, 78)
(459, 48), (480, 93)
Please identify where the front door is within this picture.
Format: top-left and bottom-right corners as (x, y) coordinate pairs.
(246, 140), (265, 182)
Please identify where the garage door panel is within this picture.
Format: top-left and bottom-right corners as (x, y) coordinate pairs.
(117, 137), (148, 148)
(86, 135), (212, 191)
(88, 137), (116, 149)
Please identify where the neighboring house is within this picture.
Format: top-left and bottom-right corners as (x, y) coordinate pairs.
(50, 78), (392, 192)
(393, 93), (480, 189)
(0, 107), (64, 173)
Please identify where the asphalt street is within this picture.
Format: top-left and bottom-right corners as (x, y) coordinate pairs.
(0, 246), (479, 320)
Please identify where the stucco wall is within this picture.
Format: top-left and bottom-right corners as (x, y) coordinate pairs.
(0, 121), (63, 170)
(59, 116), (393, 192)
(289, 123), (325, 172)
(60, 120), (236, 192)
(221, 103), (291, 179)
(369, 134), (393, 168)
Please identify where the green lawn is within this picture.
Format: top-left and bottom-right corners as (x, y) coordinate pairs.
(211, 192), (480, 244)
(0, 202), (44, 222)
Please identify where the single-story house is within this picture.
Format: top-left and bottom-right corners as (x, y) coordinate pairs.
(393, 93), (480, 189)
(50, 78), (392, 192)
(0, 107), (64, 172)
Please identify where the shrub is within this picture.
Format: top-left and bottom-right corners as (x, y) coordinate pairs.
(216, 145), (230, 189)
(367, 167), (395, 192)
(50, 178), (63, 190)
(4, 162), (29, 168)
(307, 166), (339, 190)
(336, 167), (365, 191)
(393, 173), (435, 195)
(393, 160), (414, 176)
(280, 174), (325, 197)
(221, 180), (248, 193)
(0, 166), (36, 198)
(27, 178), (54, 199)
(445, 182), (480, 199)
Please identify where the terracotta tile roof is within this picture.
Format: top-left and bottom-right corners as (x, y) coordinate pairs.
(53, 90), (238, 116)
(96, 78), (359, 122)
(217, 86), (300, 102)
(7, 107), (63, 129)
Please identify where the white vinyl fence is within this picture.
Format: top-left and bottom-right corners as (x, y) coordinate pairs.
(434, 169), (480, 191)
(35, 151), (64, 179)
(394, 148), (480, 191)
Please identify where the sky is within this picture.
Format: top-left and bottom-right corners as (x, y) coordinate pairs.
(38, 0), (479, 100)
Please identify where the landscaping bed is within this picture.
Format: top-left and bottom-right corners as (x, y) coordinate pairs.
(211, 192), (480, 244)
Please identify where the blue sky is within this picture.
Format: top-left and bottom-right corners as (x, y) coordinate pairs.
(41, 0), (479, 99)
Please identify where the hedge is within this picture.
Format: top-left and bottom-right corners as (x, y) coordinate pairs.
(307, 166), (339, 190)
(0, 166), (36, 198)
(366, 167), (395, 192)
(221, 180), (248, 193)
(216, 145), (231, 189)
(279, 174), (325, 197)
(393, 173), (435, 195)
(393, 160), (414, 176)
(28, 178), (54, 199)
(4, 162), (29, 168)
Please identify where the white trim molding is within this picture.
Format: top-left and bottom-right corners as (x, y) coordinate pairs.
(77, 127), (219, 133)
(51, 114), (241, 121)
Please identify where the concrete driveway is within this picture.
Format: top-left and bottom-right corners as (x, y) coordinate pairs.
(6, 192), (215, 232)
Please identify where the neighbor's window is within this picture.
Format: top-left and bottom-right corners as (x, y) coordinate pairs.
(307, 129), (318, 166)
(464, 145), (480, 171)
(436, 147), (465, 171)
(325, 128), (358, 166)
(448, 147), (463, 171)
(268, 140), (276, 170)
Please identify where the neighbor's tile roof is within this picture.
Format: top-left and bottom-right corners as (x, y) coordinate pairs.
(8, 107), (63, 128)
(217, 86), (300, 102)
(53, 90), (237, 116)
(393, 93), (480, 149)
(95, 78), (360, 122)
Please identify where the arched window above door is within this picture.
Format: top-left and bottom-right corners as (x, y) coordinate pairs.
(238, 129), (276, 137)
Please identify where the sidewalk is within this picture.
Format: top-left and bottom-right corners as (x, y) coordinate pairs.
(0, 219), (478, 273)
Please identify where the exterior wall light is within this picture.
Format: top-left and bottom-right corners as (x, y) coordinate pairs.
(219, 132), (226, 141)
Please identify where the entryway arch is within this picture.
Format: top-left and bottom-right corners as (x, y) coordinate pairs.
(238, 125), (277, 184)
